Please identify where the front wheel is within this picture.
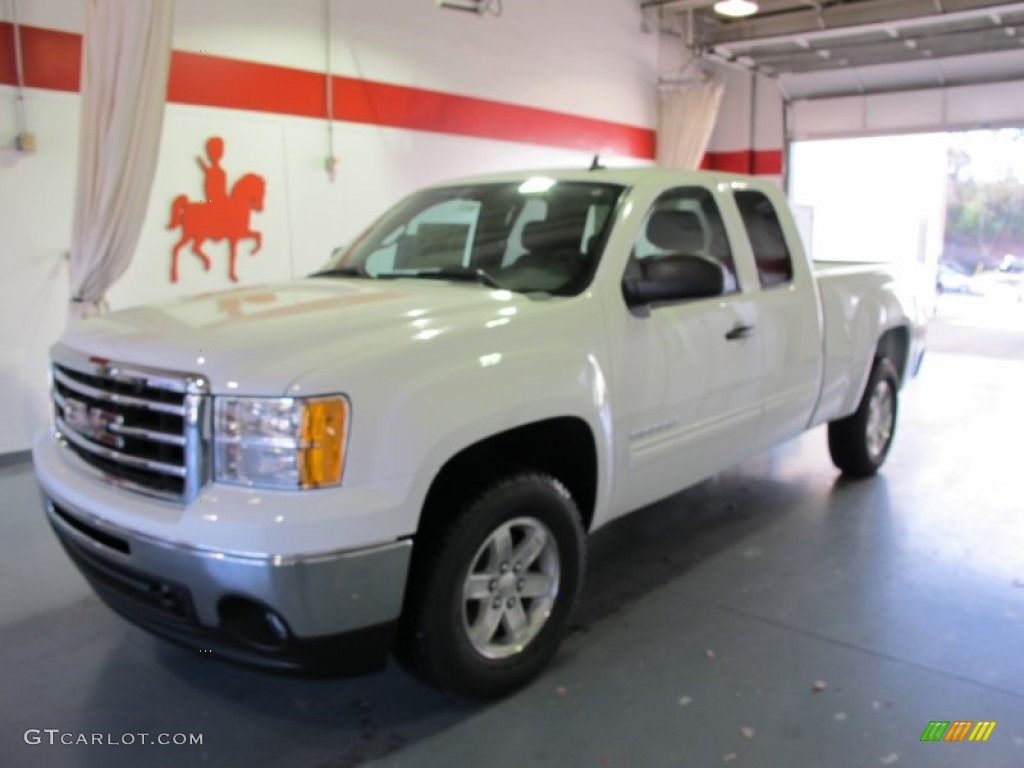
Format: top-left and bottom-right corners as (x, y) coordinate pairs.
(395, 473), (585, 700)
(828, 358), (899, 478)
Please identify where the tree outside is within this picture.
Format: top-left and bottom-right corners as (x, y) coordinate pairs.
(943, 129), (1024, 274)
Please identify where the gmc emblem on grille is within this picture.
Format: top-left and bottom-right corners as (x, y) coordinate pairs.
(62, 397), (125, 449)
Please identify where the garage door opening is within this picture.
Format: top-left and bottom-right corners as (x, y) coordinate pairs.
(789, 129), (1024, 359)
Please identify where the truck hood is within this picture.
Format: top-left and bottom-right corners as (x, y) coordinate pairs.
(60, 278), (535, 394)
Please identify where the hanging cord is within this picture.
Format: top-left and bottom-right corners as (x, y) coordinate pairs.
(7, 0), (29, 147)
(323, 0), (337, 181)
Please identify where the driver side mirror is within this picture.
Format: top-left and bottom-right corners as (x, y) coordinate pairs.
(622, 253), (725, 306)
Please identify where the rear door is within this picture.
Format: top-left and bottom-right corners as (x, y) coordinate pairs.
(730, 187), (822, 447)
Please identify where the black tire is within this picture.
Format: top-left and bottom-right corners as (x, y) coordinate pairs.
(828, 358), (899, 478)
(395, 473), (585, 700)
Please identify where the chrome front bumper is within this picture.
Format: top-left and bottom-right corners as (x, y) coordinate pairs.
(44, 495), (412, 675)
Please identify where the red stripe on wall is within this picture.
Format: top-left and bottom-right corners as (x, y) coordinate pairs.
(701, 149), (784, 176)
(0, 22), (14, 85)
(1, 22), (654, 159)
(1, 23), (787, 172)
(330, 78), (654, 157)
(0, 23), (81, 92)
(167, 50), (327, 119)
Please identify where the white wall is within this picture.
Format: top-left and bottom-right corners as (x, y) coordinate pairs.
(0, 0), (660, 454)
(0, 88), (78, 457)
(174, 0), (656, 124)
(702, 65), (786, 184)
(707, 66), (784, 155)
(648, 32), (787, 175)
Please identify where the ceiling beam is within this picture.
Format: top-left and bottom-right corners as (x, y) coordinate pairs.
(733, 20), (1024, 73)
(695, 0), (1024, 46)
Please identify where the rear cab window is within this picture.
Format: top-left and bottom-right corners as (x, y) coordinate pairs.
(734, 190), (794, 289)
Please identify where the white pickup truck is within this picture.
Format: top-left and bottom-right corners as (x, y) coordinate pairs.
(34, 168), (924, 699)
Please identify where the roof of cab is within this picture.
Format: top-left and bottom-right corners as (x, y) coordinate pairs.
(423, 166), (760, 190)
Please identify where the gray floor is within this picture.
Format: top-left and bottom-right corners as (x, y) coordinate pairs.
(2, 297), (1023, 768)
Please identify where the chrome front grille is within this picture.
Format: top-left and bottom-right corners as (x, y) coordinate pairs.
(51, 347), (209, 503)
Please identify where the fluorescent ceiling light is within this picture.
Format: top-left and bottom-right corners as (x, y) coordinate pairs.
(713, 0), (759, 18)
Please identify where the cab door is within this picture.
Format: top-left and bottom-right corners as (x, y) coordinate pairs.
(610, 185), (764, 515)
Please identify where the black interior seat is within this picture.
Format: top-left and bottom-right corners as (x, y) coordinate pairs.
(645, 210), (706, 254)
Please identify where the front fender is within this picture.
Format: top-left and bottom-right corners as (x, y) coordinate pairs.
(289, 299), (614, 535)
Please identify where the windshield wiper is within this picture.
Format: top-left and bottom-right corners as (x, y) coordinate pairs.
(378, 267), (503, 289)
(310, 265), (371, 279)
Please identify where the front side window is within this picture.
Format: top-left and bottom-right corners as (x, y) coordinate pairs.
(629, 186), (738, 294)
(326, 180), (624, 296)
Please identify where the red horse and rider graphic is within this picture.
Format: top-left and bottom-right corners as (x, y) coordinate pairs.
(168, 137), (266, 283)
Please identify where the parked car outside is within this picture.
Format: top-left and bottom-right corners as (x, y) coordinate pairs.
(998, 254), (1024, 273)
(936, 264), (977, 295)
(973, 257), (1024, 302)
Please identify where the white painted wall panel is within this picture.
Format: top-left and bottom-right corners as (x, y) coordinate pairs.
(704, 67), (785, 153)
(707, 67), (753, 152)
(2, 0), (81, 33)
(754, 73), (784, 151)
(171, 0), (657, 125)
(0, 91), (79, 451)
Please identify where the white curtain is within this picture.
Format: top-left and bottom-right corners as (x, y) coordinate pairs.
(656, 81), (725, 170)
(68, 0), (175, 321)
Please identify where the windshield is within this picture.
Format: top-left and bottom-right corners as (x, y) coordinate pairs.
(323, 179), (625, 295)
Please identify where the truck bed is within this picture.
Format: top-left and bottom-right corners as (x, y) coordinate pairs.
(812, 261), (924, 427)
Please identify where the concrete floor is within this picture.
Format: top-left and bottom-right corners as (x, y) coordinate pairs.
(2, 298), (1023, 768)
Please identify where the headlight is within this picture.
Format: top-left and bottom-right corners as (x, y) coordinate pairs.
(214, 396), (349, 489)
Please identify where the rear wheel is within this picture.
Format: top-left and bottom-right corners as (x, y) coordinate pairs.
(828, 358), (899, 477)
(395, 473), (585, 700)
